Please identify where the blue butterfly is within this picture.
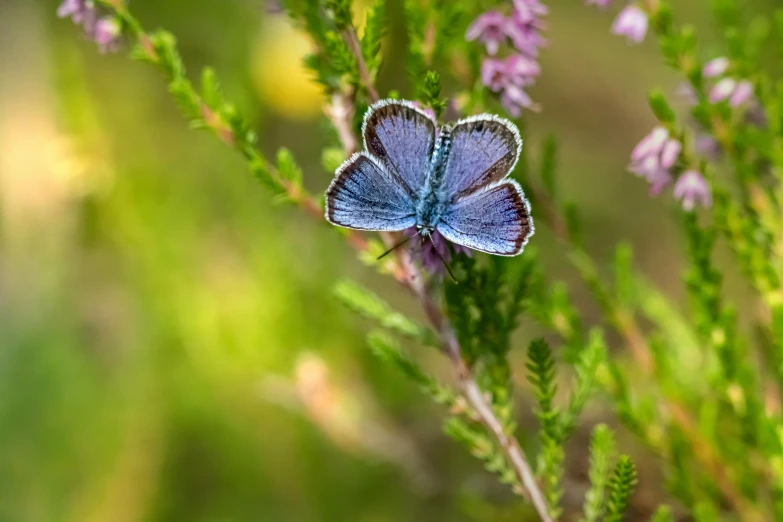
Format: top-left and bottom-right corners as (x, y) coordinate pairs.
(325, 99), (535, 256)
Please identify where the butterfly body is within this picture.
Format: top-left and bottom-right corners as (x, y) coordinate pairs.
(325, 100), (534, 256)
(414, 125), (453, 235)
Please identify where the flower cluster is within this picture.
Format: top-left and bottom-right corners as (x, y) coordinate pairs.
(586, 1), (649, 44)
(57, 0), (122, 53)
(466, 0), (547, 116)
(701, 57), (755, 107)
(629, 127), (710, 210)
(674, 57), (762, 163)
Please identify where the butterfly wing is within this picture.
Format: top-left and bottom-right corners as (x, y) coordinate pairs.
(362, 99), (438, 197)
(439, 115), (521, 200)
(325, 152), (417, 231)
(437, 180), (534, 256)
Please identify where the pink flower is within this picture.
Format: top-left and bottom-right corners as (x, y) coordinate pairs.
(709, 78), (737, 103)
(703, 57), (729, 78)
(629, 127), (682, 197)
(94, 16), (122, 54)
(660, 139), (682, 169)
(729, 80), (754, 107)
(631, 126), (669, 162)
(57, 0), (94, 23)
(466, 11), (509, 56)
(481, 55), (540, 116)
(611, 5), (648, 43)
(673, 170), (712, 211)
(513, 0), (548, 23)
(708, 78), (755, 107)
(57, 0), (122, 53)
(507, 7), (547, 57)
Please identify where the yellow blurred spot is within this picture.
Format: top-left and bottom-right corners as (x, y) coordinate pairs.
(251, 18), (324, 120)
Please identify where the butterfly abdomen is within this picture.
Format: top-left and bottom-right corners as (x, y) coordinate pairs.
(415, 127), (453, 230)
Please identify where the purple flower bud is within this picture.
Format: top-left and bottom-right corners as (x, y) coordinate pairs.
(405, 229), (471, 278)
(505, 53), (542, 80)
(729, 80), (754, 107)
(709, 78), (737, 103)
(481, 58), (508, 92)
(673, 170), (711, 211)
(695, 135), (721, 161)
(611, 5), (648, 43)
(674, 82), (698, 106)
(57, 0), (94, 23)
(631, 126), (669, 162)
(648, 170), (673, 196)
(513, 0), (548, 23)
(466, 11), (509, 56)
(501, 85), (536, 116)
(660, 139), (682, 169)
(506, 11), (547, 57)
(94, 16), (122, 54)
(702, 57), (729, 78)
(410, 101), (437, 121)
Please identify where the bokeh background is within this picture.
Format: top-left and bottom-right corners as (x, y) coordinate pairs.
(0, 1), (772, 520)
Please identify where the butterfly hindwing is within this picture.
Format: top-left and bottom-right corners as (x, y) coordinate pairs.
(437, 180), (534, 256)
(325, 152), (417, 231)
(440, 115), (522, 201)
(362, 100), (438, 198)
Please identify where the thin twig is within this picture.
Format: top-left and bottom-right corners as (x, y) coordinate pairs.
(338, 26), (554, 522)
(343, 28), (379, 103)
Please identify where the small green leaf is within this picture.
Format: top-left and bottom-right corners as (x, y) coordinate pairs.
(605, 456), (638, 522)
(201, 67), (224, 110)
(649, 505), (675, 522)
(276, 148), (304, 185)
(366, 330), (459, 408)
(334, 280), (430, 341)
(580, 424), (616, 522)
(648, 90), (676, 124)
(361, 0), (386, 73)
(421, 71), (447, 117)
(322, 147), (346, 174)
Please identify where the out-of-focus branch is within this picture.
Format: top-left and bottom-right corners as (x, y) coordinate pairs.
(530, 184), (762, 522)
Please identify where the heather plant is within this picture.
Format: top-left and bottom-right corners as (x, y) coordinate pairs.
(59, 0), (783, 520)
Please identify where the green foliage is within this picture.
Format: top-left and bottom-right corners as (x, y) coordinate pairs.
(367, 330), (460, 409)
(560, 330), (606, 439)
(605, 456), (638, 522)
(421, 71), (447, 117)
(649, 506), (675, 522)
(648, 90), (676, 124)
(333, 280), (431, 342)
(443, 416), (520, 489)
(361, 0), (387, 74)
(580, 424), (616, 522)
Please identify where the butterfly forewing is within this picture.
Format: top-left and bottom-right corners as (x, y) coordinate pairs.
(437, 180), (534, 256)
(439, 115), (521, 201)
(362, 100), (438, 197)
(325, 152), (417, 231)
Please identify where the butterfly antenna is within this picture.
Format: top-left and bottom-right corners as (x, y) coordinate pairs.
(428, 235), (458, 283)
(377, 233), (416, 260)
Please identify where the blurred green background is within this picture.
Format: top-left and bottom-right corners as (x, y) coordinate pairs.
(0, 1), (770, 520)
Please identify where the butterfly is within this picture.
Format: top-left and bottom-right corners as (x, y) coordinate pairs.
(324, 99), (535, 257)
